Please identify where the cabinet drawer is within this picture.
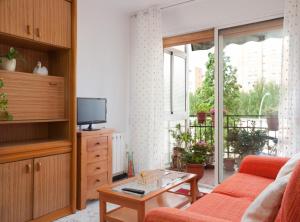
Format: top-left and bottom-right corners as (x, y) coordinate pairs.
(87, 136), (108, 152)
(87, 149), (107, 163)
(87, 173), (107, 190)
(87, 161), (108, 176)
(0, 71), (65, 120)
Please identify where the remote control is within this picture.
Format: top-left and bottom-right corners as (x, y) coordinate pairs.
(122, 188), (145, 195)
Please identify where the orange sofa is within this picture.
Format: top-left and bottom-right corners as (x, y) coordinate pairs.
(145, 155), (300, 222)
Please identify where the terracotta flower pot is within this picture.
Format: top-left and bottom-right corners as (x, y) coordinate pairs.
(224, 158), (235, 171)
(186, 163), (205, 180)
(267, 116), (279, 131)
(197, 112), (207, 124)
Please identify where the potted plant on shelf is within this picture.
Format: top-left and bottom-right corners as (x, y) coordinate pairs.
(196, 104), (210, 124)
(169, 124), (193, 170)
(0, 79), (13, 121)
(228, 124), (267, 166)
(0, 47), (22, 72)
(266, 108), (278, 131)
(182, 141), (211, 180)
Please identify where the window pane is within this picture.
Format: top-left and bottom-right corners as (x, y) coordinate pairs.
(172, 56), (186, 114)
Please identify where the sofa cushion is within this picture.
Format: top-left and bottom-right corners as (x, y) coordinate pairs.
(187, 193), (252, 222)
(213, 173), (273, 200)
(239, 155), (288, 179)
(241, 174), (290, 222)
(276, 153), (300, 179)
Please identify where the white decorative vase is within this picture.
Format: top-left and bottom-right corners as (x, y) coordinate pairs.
(0, 57), (16, 71)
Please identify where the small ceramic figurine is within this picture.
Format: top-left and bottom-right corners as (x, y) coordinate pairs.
(33, 61), (48, 76)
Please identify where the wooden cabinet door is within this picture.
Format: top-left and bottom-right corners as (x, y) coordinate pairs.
(0, 71), (65, 121)
(0, 0), (34, 39)
(34, 0), (71, 47)
(0, 159), (33, 222)
(33, 153), (71, 219)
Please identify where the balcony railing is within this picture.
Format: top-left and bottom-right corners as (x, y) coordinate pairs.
(189, 114), (278, 158)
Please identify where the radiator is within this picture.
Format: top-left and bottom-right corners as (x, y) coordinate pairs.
(112, 133), (126, 175)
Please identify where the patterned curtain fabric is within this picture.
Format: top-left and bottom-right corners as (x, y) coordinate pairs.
(129, 7), (164, 172)
(278, 0), (300, 156)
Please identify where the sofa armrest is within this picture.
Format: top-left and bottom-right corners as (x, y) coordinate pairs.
(239, 155), (289, 179)
(145, 208), (230, 222)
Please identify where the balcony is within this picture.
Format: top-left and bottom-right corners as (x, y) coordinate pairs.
(172, 114), (279, 187)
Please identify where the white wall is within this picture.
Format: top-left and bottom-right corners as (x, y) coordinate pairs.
(162, 0), (284, 37)
(77, 0), (130, 133)
(76, 0), (284, 134)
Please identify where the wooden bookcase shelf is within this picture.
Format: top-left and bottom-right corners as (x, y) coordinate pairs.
(0, 118), (69, 125)
(0, 0), (76, 221)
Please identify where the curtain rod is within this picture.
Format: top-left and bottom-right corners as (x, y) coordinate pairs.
(161, 0), (196, 10)
(131, 0), (197, 17)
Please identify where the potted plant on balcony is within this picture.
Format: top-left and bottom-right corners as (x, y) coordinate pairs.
(210, 108), (227, 127)
(170, 124), (193, 170)
(196, 104), (210, 124)
(266, 108), (278, 131)
(228, 124), (268, 166)
(182, 141), (211, 180)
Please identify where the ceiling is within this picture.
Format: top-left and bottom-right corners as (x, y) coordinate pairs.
(107, 0), (193, 14)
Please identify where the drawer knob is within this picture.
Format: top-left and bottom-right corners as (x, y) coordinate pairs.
(49, 82), (58, 86)
(96, 155), (100, 157)
(96, 179), (101, 182)
(95, 142), (100, 145)
(96, 167), (101, 170)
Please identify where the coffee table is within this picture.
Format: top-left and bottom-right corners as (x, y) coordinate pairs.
(97, 170), (197, 222)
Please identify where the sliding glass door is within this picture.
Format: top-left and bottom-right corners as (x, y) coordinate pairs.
(217, 19), (283, 182)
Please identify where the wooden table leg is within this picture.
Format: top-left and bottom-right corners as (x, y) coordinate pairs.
(190, 177), (197, 203)
(100, 200), (107, 222)
(137, 203), (146, 222)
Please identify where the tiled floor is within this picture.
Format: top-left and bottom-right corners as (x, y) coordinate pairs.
(55, 184), (213, 222)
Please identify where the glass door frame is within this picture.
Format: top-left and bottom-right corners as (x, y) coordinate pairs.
(213, 18), (283, 184)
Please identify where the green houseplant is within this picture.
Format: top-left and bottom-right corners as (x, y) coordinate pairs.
(0, 79), (13, 120)
(0, 47), (22, 71)
(182, 141), (211, 180)
(169, 124), (193, 170)
(228, 125), (267, 162)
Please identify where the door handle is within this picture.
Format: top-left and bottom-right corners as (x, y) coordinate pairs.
(26, 164), (32, 173)
(36, 28), (40, 37)
(36, 162), (42, 171)
(49, 82), (58, 86)
(26, 25), (31, 35)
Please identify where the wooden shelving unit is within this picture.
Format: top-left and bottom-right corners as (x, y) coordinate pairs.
(0, 0), (77, 221)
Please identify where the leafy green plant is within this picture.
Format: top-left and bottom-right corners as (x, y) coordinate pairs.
(170, 124), (193, 149)
(0, 47), (23, 64)
(0, 79), (13, 120)
(189, 52), (241, 115)
(182, 141), (212, 164)
(227, 123), (267, 157)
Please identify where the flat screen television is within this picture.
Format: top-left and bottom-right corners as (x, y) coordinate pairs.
(77, 97), (107, 131)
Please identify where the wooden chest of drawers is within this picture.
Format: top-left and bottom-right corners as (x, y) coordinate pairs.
(77, 129), (114, 209)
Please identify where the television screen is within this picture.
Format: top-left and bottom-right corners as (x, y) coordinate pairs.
(77, 98), (107, 125)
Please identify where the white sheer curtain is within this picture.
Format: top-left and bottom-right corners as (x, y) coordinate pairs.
(278, 0), (300, 156)
(129, 7), (164, 172)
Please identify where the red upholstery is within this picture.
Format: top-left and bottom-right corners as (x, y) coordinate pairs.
(279, 161), (300, 222)
(145, 208), (230, 222)
(187, 193), (251, 222)
(239, 155), (289, 179)
(144, 155), (296, 222)
(213, 173), (273, 200)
